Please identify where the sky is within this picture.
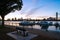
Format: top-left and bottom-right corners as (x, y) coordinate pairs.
(5, 0), (60, 20)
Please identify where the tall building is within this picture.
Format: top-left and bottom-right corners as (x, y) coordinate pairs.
(56, 12), (58, 20)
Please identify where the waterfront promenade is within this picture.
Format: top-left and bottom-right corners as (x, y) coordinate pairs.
(6, 25), (60, 40)
(26, 28), (60, 40)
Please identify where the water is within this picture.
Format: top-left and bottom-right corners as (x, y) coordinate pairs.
(3, 21), (60, 32)
(4, 21), (20, 26)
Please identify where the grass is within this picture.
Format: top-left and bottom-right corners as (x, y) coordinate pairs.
(0, 25), (5, 29)
(0, 25), (16, 40)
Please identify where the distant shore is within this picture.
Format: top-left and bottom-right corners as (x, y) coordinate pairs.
(1, 20), (60, 21)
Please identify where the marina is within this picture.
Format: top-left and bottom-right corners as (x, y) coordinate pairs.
(4, 21), (60, 32)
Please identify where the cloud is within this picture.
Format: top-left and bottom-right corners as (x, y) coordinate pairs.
(25, 5), (44, 17)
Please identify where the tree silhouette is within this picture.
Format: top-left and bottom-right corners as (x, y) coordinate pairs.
(0, 0), (23, 27)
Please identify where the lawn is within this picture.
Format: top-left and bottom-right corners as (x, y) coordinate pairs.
(0, 25), (16, 40)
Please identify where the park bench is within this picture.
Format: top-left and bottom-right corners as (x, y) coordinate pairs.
(16, 27), (28, 36)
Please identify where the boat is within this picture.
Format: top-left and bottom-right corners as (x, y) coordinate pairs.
(54, 22), (60, 29)
(38, 21), (49, 31)
(19, 21), (35, 26)
(49, 22), (53, 26)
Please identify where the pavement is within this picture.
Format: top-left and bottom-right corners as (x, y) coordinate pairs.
(7, 31), (38, 40)
(26, 28), (60, 40)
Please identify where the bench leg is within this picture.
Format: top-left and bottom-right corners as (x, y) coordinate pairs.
(23, 31), (25, 37)
(16, 30), (18, 34)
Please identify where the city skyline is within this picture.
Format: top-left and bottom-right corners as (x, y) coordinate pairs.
(1, 0), (60, 20)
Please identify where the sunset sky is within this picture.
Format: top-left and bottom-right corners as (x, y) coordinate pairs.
(4, 0), (60, 20)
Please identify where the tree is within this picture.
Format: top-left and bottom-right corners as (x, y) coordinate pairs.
(15, 17), (17, 20)
(0, 0), (23, 27)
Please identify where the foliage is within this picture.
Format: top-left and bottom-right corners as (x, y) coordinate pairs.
(0, 0), (23, 16)
(0, 0), (23, 26)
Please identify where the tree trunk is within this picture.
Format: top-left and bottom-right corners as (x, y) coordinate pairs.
(2, 16), (4, 27)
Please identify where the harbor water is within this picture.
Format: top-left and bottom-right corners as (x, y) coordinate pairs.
(3, 21), (60, 32)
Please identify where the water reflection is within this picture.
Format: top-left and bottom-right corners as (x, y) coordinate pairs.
(4, 21), (20, 26)
(4, 21), (60, 32)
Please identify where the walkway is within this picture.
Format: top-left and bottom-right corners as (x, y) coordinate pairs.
(26, 28), (60, 40)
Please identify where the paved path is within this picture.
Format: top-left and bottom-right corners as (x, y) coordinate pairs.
(6, 26), (60, 40)
(7, 31), (38, 40)
(26, 28), (60, 40)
